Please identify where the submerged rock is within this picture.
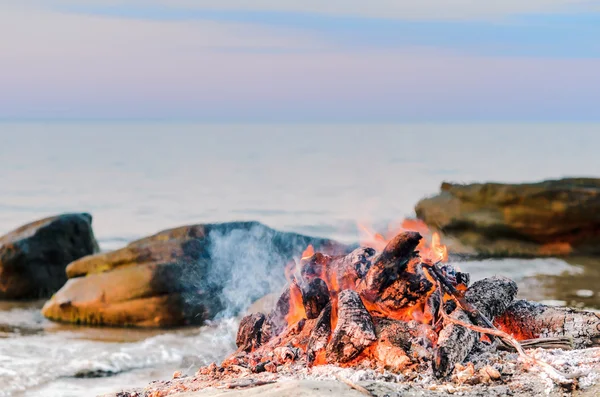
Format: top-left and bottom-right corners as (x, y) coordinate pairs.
(42, 221), (348, 327)
(0, 213), (99, 300)
(415, 178), (600, 257)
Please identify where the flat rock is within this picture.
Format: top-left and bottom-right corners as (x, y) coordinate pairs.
(415, 178), (600, 257)
(42, 221), (348, 327)
(0, 213), (99, 299)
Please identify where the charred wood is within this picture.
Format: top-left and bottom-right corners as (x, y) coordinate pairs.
(467, 276), (518, 319)
(236, 313), (266, 352)
(495, 300), (600, 349)
(360, 232), (422, 297)
(300, 253), (332, 281)
(374, 317), (437, 365)
(301, 278), (330, 319)
(307, 303), (332, 365)
(301, 248), (376, 292)
(433, 276), (518, 378)
(434, 310), (476, 378)
(372, 258), (434, 314)
(326, 290), (377, 363)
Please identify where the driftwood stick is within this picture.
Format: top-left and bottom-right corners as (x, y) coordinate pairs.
(497, 337), (573, 351)
(438, 306), (589, 384)
(222, 379), (277, 389)
(335, 374), (375, 397)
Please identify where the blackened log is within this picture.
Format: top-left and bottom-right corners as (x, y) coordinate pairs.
(301, 278), (330, 319)
(467, 276), (518, 319)
(307, 303), (332, 365)
(433, 276), (517, 378)
(360, 232), (421, 298)
(236, 313), (266, 352)
(495, 300), (600, 349)
(326, 290), (377, 363)
(426, 288), (442, 327)
(373, 259), (434, 313)
(434, 310), (475, 378)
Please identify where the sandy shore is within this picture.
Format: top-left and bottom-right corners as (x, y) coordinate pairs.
(104, 376), (600, 397)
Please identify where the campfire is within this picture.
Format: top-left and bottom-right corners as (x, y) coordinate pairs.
(142, 224), (600, 397)
(228, 225), (599, 383)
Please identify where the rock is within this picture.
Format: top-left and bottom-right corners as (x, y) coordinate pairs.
(0, 213), (99, 299)
(42, 221), (349, 327)
(415, 178), (600, 257)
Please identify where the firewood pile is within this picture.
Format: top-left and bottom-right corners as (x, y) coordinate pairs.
(226, 231), (600, 385)
(138, 230), (600, 397)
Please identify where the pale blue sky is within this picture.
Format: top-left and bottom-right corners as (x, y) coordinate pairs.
(1, 1), (599, 121)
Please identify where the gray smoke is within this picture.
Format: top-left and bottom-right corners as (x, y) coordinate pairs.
(206, 225), (288, 318)
(179, 222), (345, 321)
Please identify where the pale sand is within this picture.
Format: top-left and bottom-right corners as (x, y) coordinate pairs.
(167, 380), (365, 397)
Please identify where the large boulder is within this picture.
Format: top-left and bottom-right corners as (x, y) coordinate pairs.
(0, 213), (99, 299)
(415, 178), (600, 257)
(42, 221), (349, 327)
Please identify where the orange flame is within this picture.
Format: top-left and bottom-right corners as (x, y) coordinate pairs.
(287, 219), (448, 329)
(359, 219), (448, 263)
(301, 244), (315, 259)
(286, 281), (306, 325)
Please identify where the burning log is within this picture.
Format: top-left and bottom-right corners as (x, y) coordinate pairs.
(372, 258), (434, 318)
(301, 247), (376, 292)
(373, 318), (437, 371)
(236, 313), (266, 352)
(307, 303), (332, 365)
(360, 232), (422, 296)
(326, 290), (377, 363)
(433, 276), (518, 378)
(495, 300), (600, 349)
(301, 278), (330, 320)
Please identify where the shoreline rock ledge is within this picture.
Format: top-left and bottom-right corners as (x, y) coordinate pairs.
(0, 213), (99, 300)
(415, 177), (600, 257)
(42, 221), (348, 328)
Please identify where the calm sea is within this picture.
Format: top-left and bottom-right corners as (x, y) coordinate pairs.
(1, 122), (599, 396)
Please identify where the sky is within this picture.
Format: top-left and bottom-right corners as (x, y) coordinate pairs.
(0, 1), (599, 121)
